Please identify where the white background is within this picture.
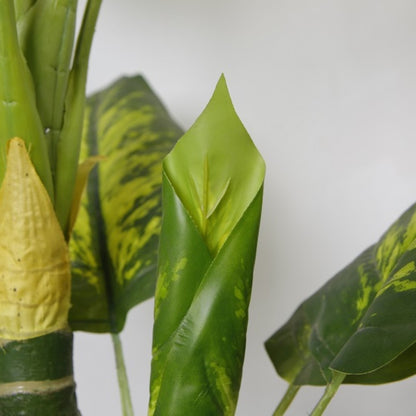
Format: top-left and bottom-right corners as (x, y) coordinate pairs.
(74, 1), (416, 415)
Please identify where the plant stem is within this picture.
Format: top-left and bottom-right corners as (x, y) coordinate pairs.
(111, 333), (134, 416)
(0, 332), (80, 415)
(54, 0), (103, 235)
(310, 372), (345, 416)
(273, 383), (300, 416)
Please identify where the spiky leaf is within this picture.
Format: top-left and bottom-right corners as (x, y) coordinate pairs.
(69, 75), (182, 333)
(149, 75), (265, 415)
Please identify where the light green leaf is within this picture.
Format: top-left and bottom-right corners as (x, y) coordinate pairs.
(149, 75), (265, 415)
(69, 75), (182, 333)
(54, 0), (102, 234)
(16, 0), (77, 166)
(0, 0), (52, 196)
(164, 75), (265, 255)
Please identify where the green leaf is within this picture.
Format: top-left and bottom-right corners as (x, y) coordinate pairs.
(0, 0), (53, 196)
(149, 75), (265, 416)
(265, 201), (416, 387)
(16, 0), (77, 168)
(54, 0), (102, 234)
(69, 75), (183, 333)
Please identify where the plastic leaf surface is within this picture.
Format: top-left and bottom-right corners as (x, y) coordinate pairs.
(16, 0), (77, 166)
(69, 76), (183, 333)
(266, 201), (416, 386)
(0, 0), (53, 196)
(149, 75), (265, 415)
(0, 138), (70, 340)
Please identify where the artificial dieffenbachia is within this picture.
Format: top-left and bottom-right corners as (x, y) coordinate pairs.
(148, 75), (265, 415)
(69, 75), (183, 333)
(266, 201), (416, 414)
(0, 1), (101, 414)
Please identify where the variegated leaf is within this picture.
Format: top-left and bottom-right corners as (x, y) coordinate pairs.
(266, 201), (416, 387)
(69, 75), (183, 333)
(149, 75), (265, 415)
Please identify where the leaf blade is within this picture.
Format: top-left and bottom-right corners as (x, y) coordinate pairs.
(69, 75), (183, 333)
(149, 76), (265, 415)
(265, 201), (416, 386)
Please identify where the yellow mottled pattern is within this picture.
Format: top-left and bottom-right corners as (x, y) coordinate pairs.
(69, 105), (101, 292)
(148, 373), (162, 416)
(352, 265), (382, 325)
(67, 156), (104, 236)
(208, 362), (236, 415)
(376, 209), (416, 283)
(98, 103), (168, 285)
(154, 258), (188, 320)
(376, 261), (416, 298)
(0, 138), (70, 340)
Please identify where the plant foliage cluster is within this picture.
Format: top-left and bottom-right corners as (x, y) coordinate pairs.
(1, 1), (415, 415)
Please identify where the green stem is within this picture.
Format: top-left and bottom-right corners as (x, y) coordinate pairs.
(273, 384), (300, 416)
(111, 333), (134, 416)
(310, 372), (345, 416)
(0, 331), (80, 416)
(55, 0), (103, 235)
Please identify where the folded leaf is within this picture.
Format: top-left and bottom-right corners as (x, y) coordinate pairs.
(16, 0), (77, 166)
(266, 201), (416, 386)
(69, 75), (183, 333)
(0, 0), (52, 196)
(54, 0), (102, 235)
(149, 75), (265, 415)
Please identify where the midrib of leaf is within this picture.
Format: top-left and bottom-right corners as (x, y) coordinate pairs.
(190, 154), (231, 253)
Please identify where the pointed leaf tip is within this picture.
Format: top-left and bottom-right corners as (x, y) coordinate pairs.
(164, 75), (265, 255)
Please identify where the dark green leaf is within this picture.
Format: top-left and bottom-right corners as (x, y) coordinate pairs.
(266, 202), (416, 386)
(69, 75), (182, 333)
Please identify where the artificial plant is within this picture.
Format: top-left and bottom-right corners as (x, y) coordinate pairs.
(0, 0), (100, 413)
(0, 1), (265, 415)
(266, 198), (416, 414)
(149, 76), (265, 415)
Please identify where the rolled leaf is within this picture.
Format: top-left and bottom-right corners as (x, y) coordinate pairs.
(0, 0), (52, 196)
(69, 75), (183, 333)
(54, 0), (102, 234)
(266, 201), (416, 387)
(16, 0), (77, 168)
(149, 75), (265, 415)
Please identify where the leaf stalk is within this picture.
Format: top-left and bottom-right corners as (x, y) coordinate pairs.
(310, 372), (345, 416)
(111, 333), (134, 416)
(273, 383), (300, 416)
